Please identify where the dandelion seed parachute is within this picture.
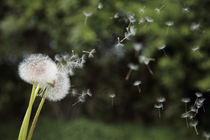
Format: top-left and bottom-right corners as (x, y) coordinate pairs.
(18, 54), (58, 85)
(45, 71), (70, 101)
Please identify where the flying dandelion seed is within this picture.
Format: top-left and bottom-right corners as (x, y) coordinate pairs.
(83, 11), (92, 25)
(133, 80), (142, 94)
(133, 43), (143, 56)
(139, 56), (155, 75)
(181, 97), (191, 112)
(154, 103), (163, 118)
(119, 26), (136, 43)
(72, 89), (92, 106)
(181, 112), (190, 128)
(128, 14), (136, 25)
(83, 49), (96, 58)
(203, 132), (210, 140)
(109, 93), (116, 106)
(97, 2), (103, 9)
(138, 18), (145, 24)
(190, 121), (199, 135)
(139, 6), (145, 13)
(183, 7), (190, 13)
(158, 44), (168, 57)
(154, 4), (166, 14)
(192, 46), (200, 52)
(144, 16), (154, 28)
(165, 21), (174, 35)
(114, 13), (119, 19)
(155, 8), (160, 14)
(71, 89), (78, 97)
(125, 63), (139, 80)
(191, 23), (200, 31)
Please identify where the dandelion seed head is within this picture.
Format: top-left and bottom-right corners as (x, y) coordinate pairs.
(18, 54), (58, 85)
(45, 71), (70, 101)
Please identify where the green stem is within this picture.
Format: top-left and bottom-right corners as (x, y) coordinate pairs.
(18, 83), (39, 140)
(27, 97), (46, 140)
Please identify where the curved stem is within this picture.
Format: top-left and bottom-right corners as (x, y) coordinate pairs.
(18, 83), (39, 140)
(27, 97), (46, 140)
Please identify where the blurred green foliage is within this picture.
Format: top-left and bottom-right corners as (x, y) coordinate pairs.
(0, 117), (202, 140)
(0, 0), (210, 139)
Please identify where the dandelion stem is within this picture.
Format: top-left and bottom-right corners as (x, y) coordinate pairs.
(137, 85), (141, 94)
(125, 69), (132, 80)
(18, 83), (39, 140)
(112, 98), (114, 106)
(158, 109), (161, 118)
(146, 65), (153, 75)
(84, 17), (88, 25)
(27, 97), (46, 140)
(185, 118), (189, 128)
(166, 27), (169, 35)
(185, 104), (187, 112)
(194, 126), (199, 135)
(162, 49), (168, 57)
(203, 106), (205, 112)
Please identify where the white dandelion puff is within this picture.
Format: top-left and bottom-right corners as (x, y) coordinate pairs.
(18, 54), (58, 85)
(45, 70), (70, 102)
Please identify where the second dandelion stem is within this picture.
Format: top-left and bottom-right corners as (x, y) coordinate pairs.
(27, 97), (46, 140)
